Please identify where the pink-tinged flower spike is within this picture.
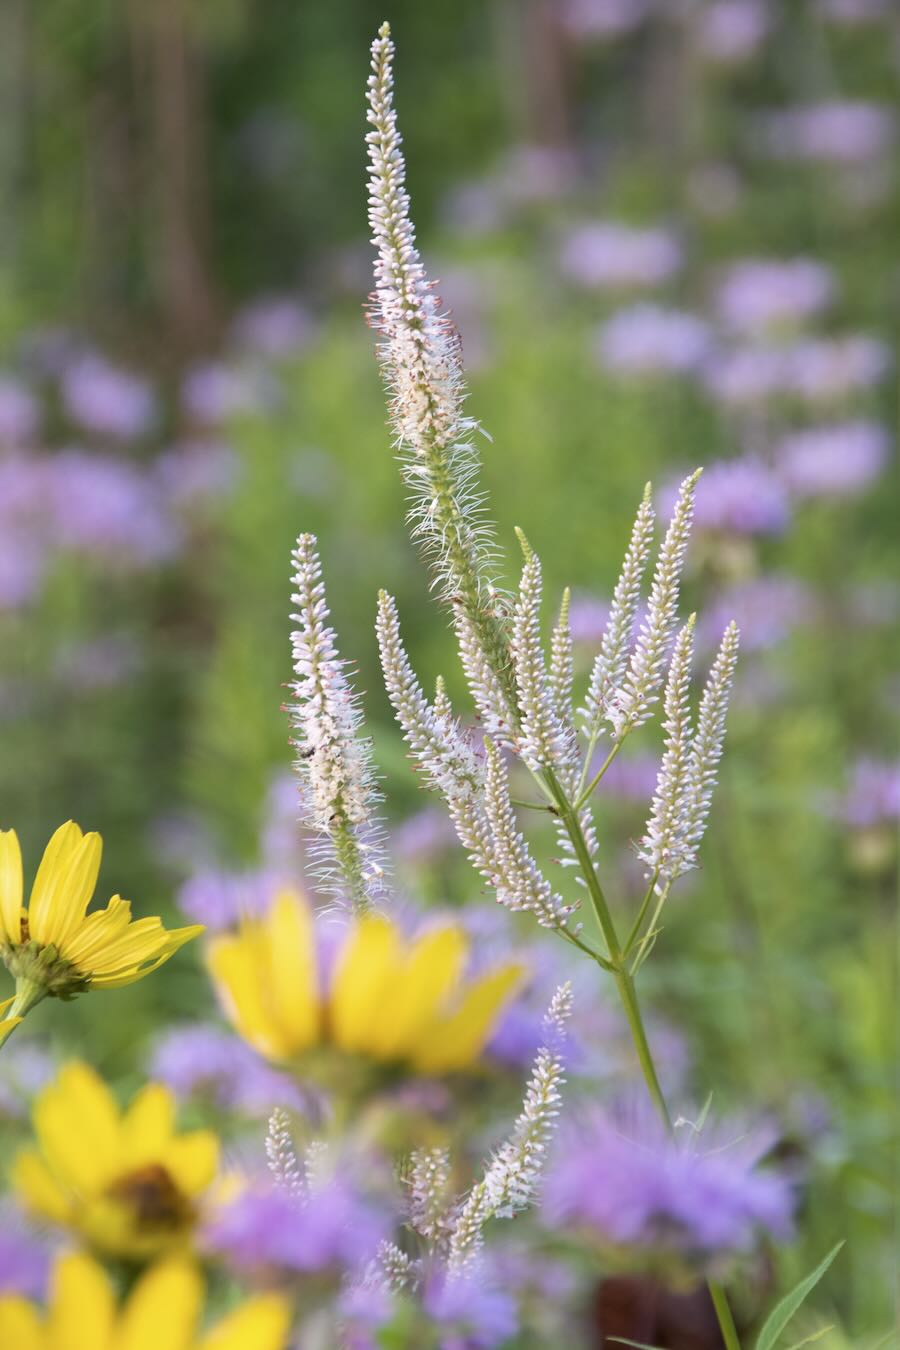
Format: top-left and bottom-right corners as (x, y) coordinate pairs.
(639, 616), (697, 888)
(681, 621), (740, 866)
(366, 23), (513, 711)
(290, 534), (387, 911)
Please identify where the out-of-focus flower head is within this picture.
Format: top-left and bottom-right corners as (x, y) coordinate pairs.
(178, 867), (284, 932)
(206, 887), (523, 1074)
(562, 0), (655, 39)
(660, 458), (790, 536)
(423, 1267), (519, 1349)
(150, 1023), (310, 1117)
(181, 361), (275, 426)
(13, 1062), (219, 1259)
(205, 1171), (388, 1278)
(594, 304), (712, 376)
(0, 822), (203, 1040)
(819, 0), (890, 22)
(774, 420), (890, 498)
(0, 1251), (291, 1349)
(0, 376), (39, 446)
(0, 1203), (51, 1300)
(698, 1), (770, 64)
(559, 222), (682, 290)
(543, 1098), (794, 1272)
(759, 100), (895, 163)
(705, 334), (890, 405)
(832, 759), (900, 829)
(230, 295), (315, 359)
(52, 635), (142, 693)
(0, 1039), (54, 1121)
(714, 258), (835, 334)
(697, 575), (815, 652)
(393, 807), (459, 865)
(60, 353), (156, 440)
(47, 450), (178, 565)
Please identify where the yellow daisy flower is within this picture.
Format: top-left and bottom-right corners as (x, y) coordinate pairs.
(14, 1062), (219, 1260)
(0, 1251), (291, 1350)
(207, 887), (524, 1074)
(0, 822), (203, 1042)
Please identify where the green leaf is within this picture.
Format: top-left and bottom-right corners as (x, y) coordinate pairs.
(783, 1327), (834, 1349)
(755, 1243), (845, 1350)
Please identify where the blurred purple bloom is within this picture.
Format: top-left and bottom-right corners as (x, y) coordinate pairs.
(181, 361), (273, 424)
(61, 354), (156, 440)
(760, 101), (895, 163)
(500, 145), (577, 204)
(0, 533), (45, 610)
(563, 0), (655, 38)
(660, 458), (790, 535)
(559, 222), (682, 290)
(156, 439), (239, 510)
(835, 759), (900, 828)
(786, 335), (891, 401)
(53, 635), (142, 692)
(699, 1), (770, 63)
(206, 1178), (387, 1276)
(0, 1207), (50, 1299)
(0, 376), (39, 446)
(231, 296), (315, 358)
(178, 867), (284, 931)
(568, 594), (611, 645)
(595, 304), (712, 376)
(775, 420), (890, 498)
(819, 0), (890, 21)
(704, 344), (787, 404)
(150, 1024), (308, 1116)
(424, 1270), (519, 1350)
(698, 575), (815, 652)
(596, 751), (661, 803)
(394, 807), (459, 863)
(0, 1040), (54, 1120)
(47, 450), (177, 564)
(714, 258), (835, 333)
(543, 1098), (794, 1260)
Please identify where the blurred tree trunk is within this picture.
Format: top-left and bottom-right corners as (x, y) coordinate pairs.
(500, 0), (574, 151)
(133, 0), (217, 357)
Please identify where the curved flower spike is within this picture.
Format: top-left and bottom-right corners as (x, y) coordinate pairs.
(0, 822), (203, 1040)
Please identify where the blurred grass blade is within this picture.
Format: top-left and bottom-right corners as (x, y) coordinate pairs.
(755, 1242), (844, 1350)
(609, 1340), (667, 1349)
(782, 1327), (834, 1349)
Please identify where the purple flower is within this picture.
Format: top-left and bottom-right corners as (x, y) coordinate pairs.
(760, 101), (895, 163)
(394, 807), (459, 863)
(596, 751), (661, 803)
(206, 1178), (388, 1276)
(177, 868), (285, 931)
(181, 361), (273, 424)
(559, 222), (682, 290)
(0, 376), (39, 446)
(0, 1040), (54, 1121)
(699, 1), (770, 64)
(53, 635), (142, 692)
(0, 533), (45, 610)
(594, 304), (712, 376)
(785, 336), (891, 401)
(697, 575), (815, 652)
(231, 296), (315, 358)
(819, 0), (890, 22)
(46, 450), (177, 564)
(774, 420), (890, 498)
(834, 759), (900, 828)
(704, 344), (787, 405)
(156, 440), (240, 510)
(0, 1207), (51, 1299)
(423, 1270), (519, 1350)
(149, 1024), (310, 1116)
(543, 1098), (794, 1263)
(714, 258), (835, 334)
(61, 354), (156, 440)
(562, 0), (655, 38)
(660, 458), (790, 535)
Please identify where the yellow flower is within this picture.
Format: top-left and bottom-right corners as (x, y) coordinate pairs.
(14, 1062), (219, 1260)
(0, 822), (203, 1037)
(0, 1251), (291, 1350)
(207, 888), (524, 1074)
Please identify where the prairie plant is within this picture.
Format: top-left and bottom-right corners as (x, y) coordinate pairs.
(364, 20), (743, 1346)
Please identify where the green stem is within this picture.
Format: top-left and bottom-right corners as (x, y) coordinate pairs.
(574, 737), (624, 810)
(541, 765), (621, 963)
(622, 872), (660, 959)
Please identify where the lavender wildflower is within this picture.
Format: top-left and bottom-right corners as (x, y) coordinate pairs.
(0, 376), (39, 446)
(290, 533), (386, 909)
(698, 0), (770, 63)
(775, 420), (890, 498)
(558, 221), (682, 289)
(60, 353), (156, 440)
(594, 304), (712, 376)
(660, 458), (790, 536)
(714, 258), (835, 333)
(760, 100), (895, 163)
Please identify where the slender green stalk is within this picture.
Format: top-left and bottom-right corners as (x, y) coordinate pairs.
(575, 736), (625, 809)
(622, 872), (660, 959)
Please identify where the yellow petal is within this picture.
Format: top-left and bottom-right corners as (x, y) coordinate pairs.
(412, 964), (524, 1073)
(12, 1151), (71, 1224)
(0, 829), (23, 944)
(28, 822), (86, 946)
(329, 916), (401, 1053)
(207, 932), (291, 1060)
(0, 1297), (44, 1350)
(0, 1015), (23, 1046)
(38, 832), (102, 950)
(120, 1083), (176, 1171)
(199, 1294), (291, 1350)
(47, 1252), (115, 1350)
(117, 1259), (202, 1350)
(32, 1062), (121, 1193)
(163, 1130), (219, 1197)
(81, 917), (203, 984)
(266, 890), (319, 1052)
(369, 926), (466, 1061)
